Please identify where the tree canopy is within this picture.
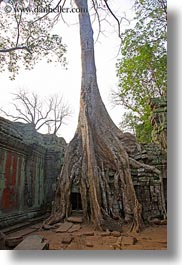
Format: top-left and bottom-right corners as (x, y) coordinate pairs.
(115, 0), (167, 143)
(0, 89), (71, 135)
(0, 0), (67, 79)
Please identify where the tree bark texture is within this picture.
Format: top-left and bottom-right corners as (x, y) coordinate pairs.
(44, 0), (165, 232)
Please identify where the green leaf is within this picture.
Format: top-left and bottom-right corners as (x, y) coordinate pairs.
(115, 0), (167, 143)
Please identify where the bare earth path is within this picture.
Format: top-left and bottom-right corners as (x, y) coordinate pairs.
(27, 224), (167, 250)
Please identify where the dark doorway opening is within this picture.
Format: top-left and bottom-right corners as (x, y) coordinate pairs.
(71, 192), (82, 210)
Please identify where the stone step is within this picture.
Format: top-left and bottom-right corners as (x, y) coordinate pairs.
(71, 210), (83, 216)
(14, 235), (49, 250)
(68, 224), (81, 233)
(67, 216), (83, 223)
(56, 222), (73, 233)
(5, 236), (23, 248)
(2, 221), (30, 234)
(1, 213), (49, 235)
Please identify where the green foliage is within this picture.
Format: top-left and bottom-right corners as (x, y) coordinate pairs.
(0, 1), (67, 79)
(115, 0), (167, 143)
(135, 117), (153, 143)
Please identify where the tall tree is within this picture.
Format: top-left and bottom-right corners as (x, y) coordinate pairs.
(44, 0), (163, 232)
(114, 0), (167, 143)
(0, 89), (71, 135)
(1, 0), (164, 232)
(0, 0), (67, 79)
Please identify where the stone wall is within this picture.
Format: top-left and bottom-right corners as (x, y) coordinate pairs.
(119, 131), (167, 221)
(0, 117), (66, 228)
(131, 143), (167, 221)
(121, 98), (167, 221)
(0, 113), (167, 227)
(150, 98), (167, 152)
(104, 139), (167, 222)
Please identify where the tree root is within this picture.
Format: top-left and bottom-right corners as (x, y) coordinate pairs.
(129, 157), (160, 175)
(129, 198), (143, 233)
(42, 0), (165, 232)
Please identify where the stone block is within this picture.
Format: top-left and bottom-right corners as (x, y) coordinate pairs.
(67, 216), (83, 223)
(68, 224), (81, 233)
(86, 242), (93, 247)
(5, 236), (23, 248)
(121, 236), (137, 246)
(111, 231), (121, 237)
(15, 235), (49, 250)
(56, 222), (73, 233)
(62, 237), (73, 244)
(82, 231), (94, 236)
(101, 231), (110, 237)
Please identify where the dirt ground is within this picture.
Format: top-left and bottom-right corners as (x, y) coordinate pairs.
(27, 223), (167, 250)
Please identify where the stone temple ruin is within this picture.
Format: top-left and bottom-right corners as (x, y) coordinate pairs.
(0, 98), (167, 229)
(0, 117), (66, 228)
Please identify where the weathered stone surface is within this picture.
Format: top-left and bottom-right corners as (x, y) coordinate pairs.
(150, 98), (167, 151)
(86, 242), (93, 247)
(53, 222), (64, 228)
(121, 236), (137, 246)
(67, 216), (83, 223)
(130, 141), (167, 220)
(101, 218), (122, 232)
(113, 243), (120, 250)
(148, 218), (167, 225)
(120, 132), (141, 156)
(68, 224), (81, 233)
(0, 231), (6, 250)
(62, 237), (73, 244)
(15, 235), (49, 250)
(111, 231), (121, 237)
(56, 222), (73, 233)
(113, 237), (122, 250)
(5, 236), (23, 248)
(43, 224), (52, 230)
(0, 231), (5, 241)
(101, 232), (111, 237)
(0, 101), (167, 227)
(82, 231), (94, 236)
(0, 117), (66, 229)
(105, 131), (167, 222)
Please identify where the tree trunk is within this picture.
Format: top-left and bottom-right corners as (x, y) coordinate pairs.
(45, 0), (146, 232)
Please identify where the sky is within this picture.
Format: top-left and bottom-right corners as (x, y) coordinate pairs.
(0, 0), (135, 143)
